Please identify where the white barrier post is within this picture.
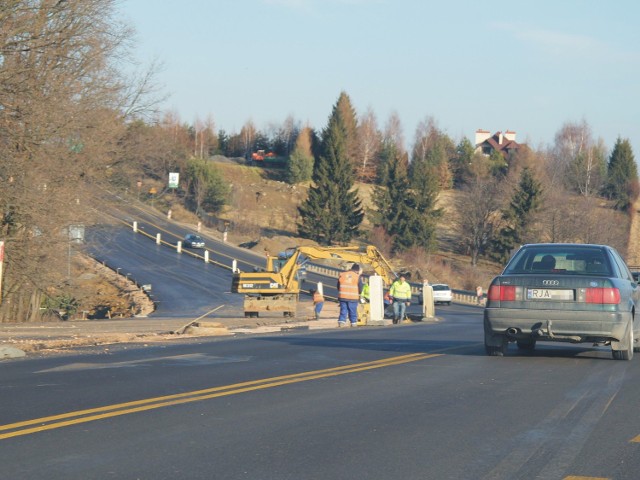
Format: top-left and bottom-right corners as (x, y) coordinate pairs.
(156, 233), (161, 245)
(422, 282), (435, 320)
(132, 221), (138, 233)
(177, 241), (182, 253)
(368, 275), (387, 326)
(232, 259), (237, 273)
(204, 250), (209, 263)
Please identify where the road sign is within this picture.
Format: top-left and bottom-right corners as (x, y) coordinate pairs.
(169, 172), (179, 189)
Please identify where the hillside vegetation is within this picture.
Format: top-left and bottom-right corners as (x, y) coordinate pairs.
(148, 159), (627, 292)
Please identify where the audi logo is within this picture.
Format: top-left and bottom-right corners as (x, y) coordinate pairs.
(542, 280), (560, 286)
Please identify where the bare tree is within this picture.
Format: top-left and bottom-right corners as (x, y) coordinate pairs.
(0, 0), (155, 322)
(550, 120), (605, 197)
(240, 120), (257, 160)
(412, 116), (439, 164)
(455, 178), (504, 265)
(539, 190), (626, 251)
(355, 107), (381, 182)
(382, 111), (405, 155)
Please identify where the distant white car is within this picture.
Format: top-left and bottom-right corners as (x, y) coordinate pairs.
(419, 284), (453, 305)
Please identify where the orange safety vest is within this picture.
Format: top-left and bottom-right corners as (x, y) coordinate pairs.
(313, 291), (324, 304)
(338, 271), (360, 300)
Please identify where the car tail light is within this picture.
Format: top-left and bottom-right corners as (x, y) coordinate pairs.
(488, 285), (516, 301)
(585, 287), (620, 304)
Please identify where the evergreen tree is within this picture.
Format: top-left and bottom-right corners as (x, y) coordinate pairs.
(406, 157), (442, 251)
(285, 127), (314, 184)
(297, 96), (363, 244)
(335, 91), (359, 166)
(450, 137), (476, 188)
(185, 158), (229, 215)
(371, 142), (408, 236)
(603, 137), (639, 210)
(492, 167), (543, 261)
(488, 149), (508, 178)
(217, 129), (228, 155)
(372, 143), (441, 253)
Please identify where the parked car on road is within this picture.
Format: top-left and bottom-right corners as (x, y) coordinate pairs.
(419, 284), (453, 305)
(484, 243), (640, 360)
(183, 234), (205, 249)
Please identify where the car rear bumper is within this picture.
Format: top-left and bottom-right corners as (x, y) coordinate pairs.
(484, 307), (630, 342)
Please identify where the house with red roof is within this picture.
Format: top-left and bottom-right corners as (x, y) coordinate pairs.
(475, 129), (520, 158)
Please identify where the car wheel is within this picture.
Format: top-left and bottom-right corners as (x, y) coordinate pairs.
(612, 321), (634, 361)
(446, 301), (451, 306)
(485, 334), (508, 356)
(516, 339), (536, 352)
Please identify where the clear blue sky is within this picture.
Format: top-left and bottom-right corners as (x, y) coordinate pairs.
(120, 0), (640, 156)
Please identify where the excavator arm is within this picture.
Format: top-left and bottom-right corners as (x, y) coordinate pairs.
(230, 244), (397, 317)
(282, 245), (396, 286)
(231, 245), (397, 296)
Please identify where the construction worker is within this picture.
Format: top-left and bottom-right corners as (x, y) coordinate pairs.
(337, 263), (362, 327)
(311, 288), (324, 320)
(357, 276), (370, 326)
(360, 276), (370, 303)
(389, 275), (412, 324)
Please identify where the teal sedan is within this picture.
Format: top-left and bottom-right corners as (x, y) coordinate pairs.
(484, 243), (640, 360)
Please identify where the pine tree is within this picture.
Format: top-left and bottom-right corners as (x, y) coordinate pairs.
(297, 95), (364, 244)
(372, 143), (441, 253)
(335, 91), (359, 166)
(406, 158), (442, 251)
(286, 127), (314, 184)
(371, 142), (408, 235)
(492, 167), (543, 261)
(603, 137), (639, 211)
(450, 137), (476, 188)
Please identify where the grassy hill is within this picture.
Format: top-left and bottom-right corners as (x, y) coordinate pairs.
(189, 160), (503, 292)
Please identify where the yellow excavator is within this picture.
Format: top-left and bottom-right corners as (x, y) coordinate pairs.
(231, 245), (397, 317)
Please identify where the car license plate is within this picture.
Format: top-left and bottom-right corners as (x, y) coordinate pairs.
(527, 288), (574, 300)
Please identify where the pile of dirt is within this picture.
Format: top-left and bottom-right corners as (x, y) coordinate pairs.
(71, 255), (155, 320)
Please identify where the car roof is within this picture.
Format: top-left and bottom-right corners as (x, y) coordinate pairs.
(519, 243), (610, 250)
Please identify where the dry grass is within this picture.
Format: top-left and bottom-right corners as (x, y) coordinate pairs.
(206, 163), (500, 292)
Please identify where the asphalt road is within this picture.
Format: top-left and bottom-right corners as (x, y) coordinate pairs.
(4, 197), (639, 479)
(2, 302), (640, 479)
(87, 224), (244, 318)
(85, 201), (424, 319)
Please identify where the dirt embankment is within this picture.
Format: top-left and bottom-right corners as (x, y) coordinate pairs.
(626, 198), (640, 267)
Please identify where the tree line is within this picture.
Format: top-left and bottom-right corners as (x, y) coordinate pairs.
(0, 1), (637, 321)
(128, 92), (637, 267)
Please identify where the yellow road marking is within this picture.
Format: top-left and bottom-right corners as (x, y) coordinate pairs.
(0, 352), (440, 440)
(564, 476), (610, 479)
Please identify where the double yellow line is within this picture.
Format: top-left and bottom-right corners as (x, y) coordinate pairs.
(0, 352), (440, 440)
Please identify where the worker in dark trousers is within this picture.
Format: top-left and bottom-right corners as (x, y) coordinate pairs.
(389, 275), (411, 324)
(337, 263), (362, 327)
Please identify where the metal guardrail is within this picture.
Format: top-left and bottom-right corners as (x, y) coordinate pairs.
(307, 264), (483, 305)
(113, 216), (486, 307)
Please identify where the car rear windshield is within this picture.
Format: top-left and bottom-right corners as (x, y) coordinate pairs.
(432, 285), (450, 291)
(504, 246), (613, 276)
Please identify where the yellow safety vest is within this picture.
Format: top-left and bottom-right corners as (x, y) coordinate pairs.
(390, 280), (411, 301)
